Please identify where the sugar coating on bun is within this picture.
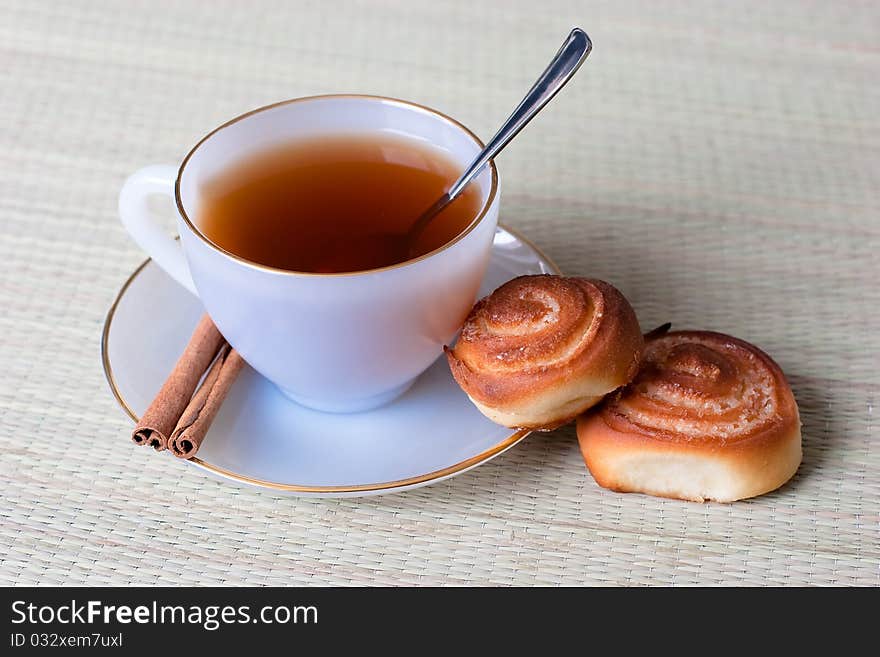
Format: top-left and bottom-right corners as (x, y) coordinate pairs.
(446, 276), (643, 430)
(577, 330), (802, 502)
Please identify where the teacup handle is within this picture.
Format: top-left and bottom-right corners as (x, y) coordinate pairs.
(118, 164), (197, 295)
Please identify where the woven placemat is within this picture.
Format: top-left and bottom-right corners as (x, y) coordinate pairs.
(0, 0), (877, 585)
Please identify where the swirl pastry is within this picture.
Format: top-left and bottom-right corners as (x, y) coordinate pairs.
(445, 275), (643, 430)
(576, 331), (802, 502)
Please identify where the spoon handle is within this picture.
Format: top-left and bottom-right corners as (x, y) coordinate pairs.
(447, 27), (592, 200)
(404, 28), (592, 252)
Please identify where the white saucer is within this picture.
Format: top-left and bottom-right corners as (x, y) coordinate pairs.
(103, 225), (559, 496)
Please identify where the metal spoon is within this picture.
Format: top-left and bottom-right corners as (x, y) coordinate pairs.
(402, 27), (592, 256)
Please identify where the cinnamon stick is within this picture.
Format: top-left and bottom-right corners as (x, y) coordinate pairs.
(131, 314), (225, 450)
(644, 322), (672, 340)
(168, 345), (245, 459)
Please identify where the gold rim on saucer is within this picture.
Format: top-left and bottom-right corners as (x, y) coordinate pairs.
(102, 224), (561, 494)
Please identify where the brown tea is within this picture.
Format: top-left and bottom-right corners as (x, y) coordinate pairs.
(198, 133), (483, 273)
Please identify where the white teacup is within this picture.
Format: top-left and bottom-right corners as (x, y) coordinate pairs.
(119, 95), (499, 412)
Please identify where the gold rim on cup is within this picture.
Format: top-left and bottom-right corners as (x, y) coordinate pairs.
(174, 94), (500, 278)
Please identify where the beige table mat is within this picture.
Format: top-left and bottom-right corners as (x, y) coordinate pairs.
(1, 0), (877, 585)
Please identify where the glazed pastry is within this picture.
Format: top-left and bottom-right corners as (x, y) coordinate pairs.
(576, 331), (802, 502)
(446, 275), (643, 430)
